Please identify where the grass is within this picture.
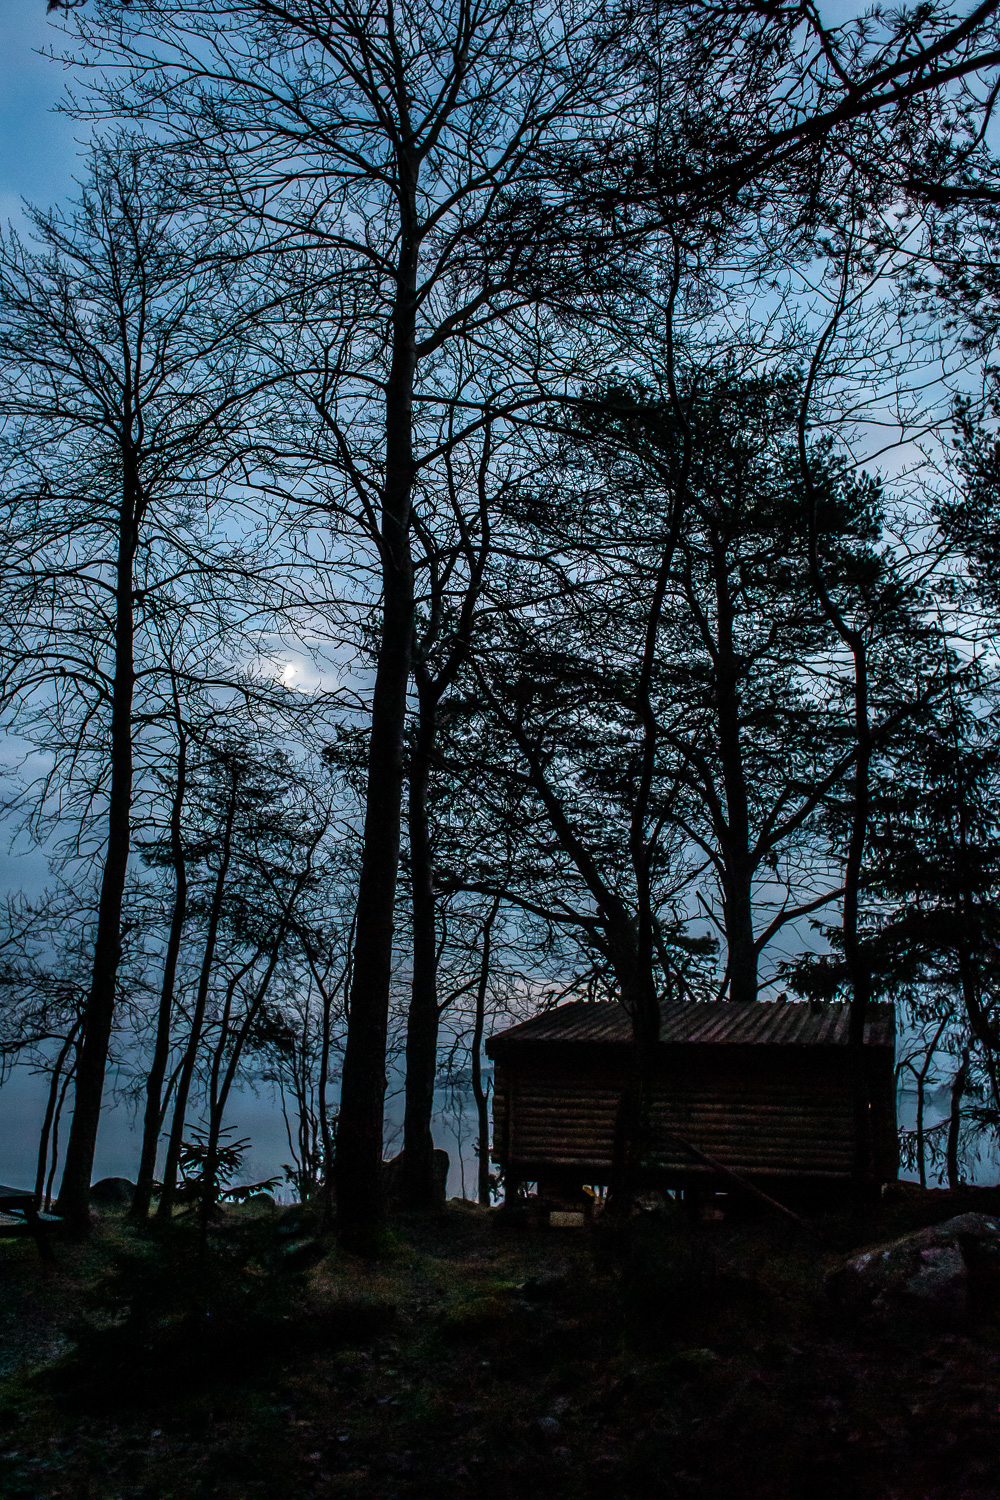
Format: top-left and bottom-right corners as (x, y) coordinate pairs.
(0, 1191), (998, 1498)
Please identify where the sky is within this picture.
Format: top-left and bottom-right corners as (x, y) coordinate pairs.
(0, 8), (343, 1197)
(0, 3), (85, 1023)
(0, 6), (92, 232)
(0, 0), (984, 1194)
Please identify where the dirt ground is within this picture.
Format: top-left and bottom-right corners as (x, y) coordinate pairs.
(1, 1190), (999, 1499)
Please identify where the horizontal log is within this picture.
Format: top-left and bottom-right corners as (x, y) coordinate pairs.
(514, 1113), (854, 1130)
(515, 1145), (852, 1158)
(514, 1123), (854, 1145)
(507, 1157), (857, 1181)
(515, 1095), (852, 1110)
(514, 1117), (855, 1136)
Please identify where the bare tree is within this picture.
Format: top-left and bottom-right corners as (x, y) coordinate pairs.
(67, 0), (634, 1242)
(0, 144), (271, 1227)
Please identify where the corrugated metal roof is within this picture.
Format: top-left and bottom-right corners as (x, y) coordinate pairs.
(486, 999), (894, 1054)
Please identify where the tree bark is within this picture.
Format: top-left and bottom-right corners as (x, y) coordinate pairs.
(45, 1063), (77, 1212)
(800, 303), (874, 1187)
(914, 1019), (948, 1190)
(334, 159), (419, 1250)
(471, 897), (500, 1207)
(843, 637), (873, 1183)
(35, 1022), (81, 1208)
(157, 762), (238, 1219)
(946, 1044), (971, 1190)
(199, 918), (292, 1244)
(131, 722), (188, 1223)
(711, 530), (757, 1005)
(400, 683), (441, 1207)
(607, 936), (660, 1214)
(56, 455), (139, 1230)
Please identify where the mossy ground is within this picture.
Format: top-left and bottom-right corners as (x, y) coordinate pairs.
(1, 1191), (999, 1499)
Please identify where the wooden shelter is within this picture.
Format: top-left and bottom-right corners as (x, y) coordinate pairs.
(486, 999), (897, 1203)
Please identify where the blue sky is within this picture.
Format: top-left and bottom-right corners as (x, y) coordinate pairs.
(0, 6), (93, 229)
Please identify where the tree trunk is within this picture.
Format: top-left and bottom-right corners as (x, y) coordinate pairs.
(35, 1023), (81, 1207)
(607, 935), (661, 1215)
(712, 531), (757, 1005)
(916, 1059), (928, 1189)
(722, 873), (758, 1005)
(45, 1064), (77, 1212)
(199, 933), (286, 1246)
(914, 1018), (948, 1189)
(802, 412), (873, 1188)
(131, 724), (188, 1223)
(471, 898), (500, 1207)
(157, 764), (238, 1219)
(401, 685), (440, 1208)
(946, 1044), (970, 1190)
(197, 967), (241, 1246)
(844, 638), (873, 1185)
(306, 936), (348, 1228)
(335, 171), (419, 1250)
(56, 460), (139, 1230)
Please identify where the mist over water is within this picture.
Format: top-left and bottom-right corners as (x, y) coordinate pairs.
(0, 1064), (478, 1200)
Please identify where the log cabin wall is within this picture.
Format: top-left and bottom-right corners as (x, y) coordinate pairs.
(488, 1000), (897, 1191)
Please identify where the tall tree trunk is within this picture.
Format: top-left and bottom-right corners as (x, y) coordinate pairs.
(131, 723), (188, 1223)
(56, 459), (139, 1229)
(471, 898), (500, 1207)
(35, 1022), (81, 1206)
(946, 1044), (971, 1190)
(198, 968), (241, 1251)
(607, 933), (660, 1215)
(335, 173), (419, 1250)
(843, 637), (873, 1183)
(306, 930), (351, 1227)
(317, 968), (336, 1204)
(722, 871), (758, 1006)
(914, 1017), (948, 1189)
(157, 765), (238, 1219)
(712, 532), (757, 1005)
(45, 1064), (77, 1212)
(401, 684), (440, 1208)
(199, 934), (285, 1246)
(915, 1069), (927, 1189)
(801, 343), (873, 1188)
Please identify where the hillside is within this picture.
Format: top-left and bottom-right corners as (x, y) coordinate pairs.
(1, 1192), (1000, 1499)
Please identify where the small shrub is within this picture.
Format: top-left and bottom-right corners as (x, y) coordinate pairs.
(440, 1289), (514, 1337)
(47, 1220), (314, 1404)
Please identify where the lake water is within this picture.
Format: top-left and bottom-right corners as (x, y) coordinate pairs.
(0, 1063), (482, 1201)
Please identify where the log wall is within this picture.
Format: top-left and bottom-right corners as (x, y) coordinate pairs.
(493, 1045), (897, 1185)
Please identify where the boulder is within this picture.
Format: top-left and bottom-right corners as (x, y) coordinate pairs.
(278, 1236), (327, 1271)
(232, 1192), (277, 1216)
(382, 1148), (450, 1208)
(276, 1203), (321, 1236)
(518, 1269), (569, 1301)
(828, 1212), (1000, 1320)
(89, 1177), (136, 1210)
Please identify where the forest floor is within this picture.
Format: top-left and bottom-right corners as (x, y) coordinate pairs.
(0, 1188), (999, 1499)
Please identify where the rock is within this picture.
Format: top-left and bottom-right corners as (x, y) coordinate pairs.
(89, 1177), (135, 1209)
(536, 1416), (561, 1439)
(518, 1269), (569, 1301)
(382, 1148), (450, 1208)
(278, 1236), (326, 1271)
(245, 1192), (277, 1211)
(276, 1204), (321, 1236)
(828, 1212), (1000, 1320)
